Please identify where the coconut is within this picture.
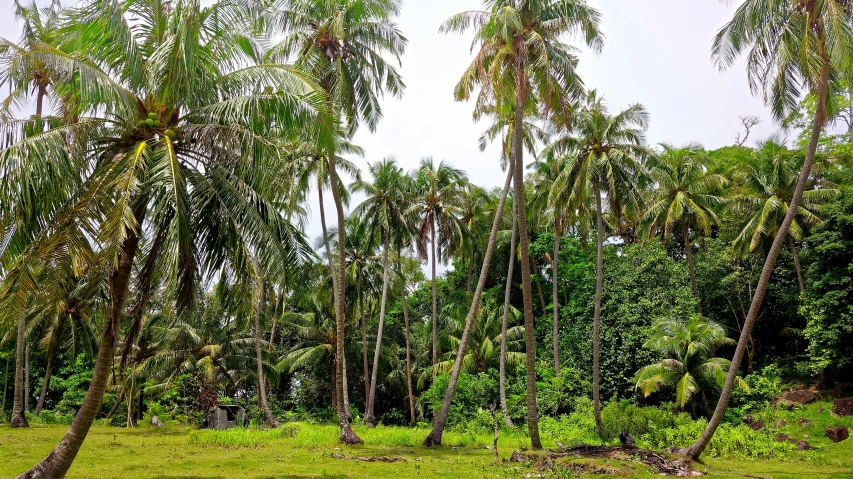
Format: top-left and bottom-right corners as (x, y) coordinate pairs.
(164, 129), (177, 139)
(145, 118), (155, 127)
(136, 120), (146, 128)
(148, 112), (159, 120)
(153, 120), (162, 128)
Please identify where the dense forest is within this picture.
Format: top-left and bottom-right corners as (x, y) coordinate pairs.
(1, 0), (853, 478)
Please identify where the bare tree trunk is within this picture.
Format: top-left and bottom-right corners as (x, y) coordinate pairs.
(341, 352), (350, 419)
(24, 344), (30, 413)
(788, 235), (805, 293)
(2, 357), (9, 415)
(360, 291), (369, 408)
(17, 220), (141, 479)
(326, 152), (362, 445)
(683, 221), (702, 315)
(552, 214), (561, 376)
(318, 181), (338, 295)
(500, 170), (516, 428)
(423, 160), (513, 446)
(126, 374), (135, 428)
(400, 250), (416, 424)
(105, 386), (125, 419)
(431, 221), (438, 368)
(510, 73), (541, 449)
(10, 314), (28, 428)
(254, 273), (279, 428)
(34, 344), (57, 415)
(365, 228), (391, 427)
(680, 59), (829, 461)
(592, 182), (605, 438)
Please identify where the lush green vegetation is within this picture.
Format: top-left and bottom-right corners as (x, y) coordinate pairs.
(2, 0), (853, 477)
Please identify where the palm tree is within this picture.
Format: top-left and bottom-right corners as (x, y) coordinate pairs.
(441, 0), (603, 449)
(1, 0), (319, 475)
(269, 0), (406, 444)
(352, 158), (407, 426)
(457, 184), (490, 296)
(642, 143), (727, 311)
(408, 158), (466, 368)
(634, 316), (746, 416)
(548, 91), (649, 437)
(681, 0), (853, 460)
(730, 141), (838, 292)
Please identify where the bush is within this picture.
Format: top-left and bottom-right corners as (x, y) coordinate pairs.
(601, 399), (688, 440)
(422, 372), (496, 426)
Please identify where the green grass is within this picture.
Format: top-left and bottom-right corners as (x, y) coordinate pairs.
(2, 403), (852, 479)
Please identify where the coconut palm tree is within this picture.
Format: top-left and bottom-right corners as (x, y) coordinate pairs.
(352, 158), (407, 426)
(642, 143), (727, 310)
(441, 0), (603, 449)
(730, 140), (838, 292)
(634, 316), (746, 415)
(548, 91), (650, 437)
(1, 0), (320, 475)
(681, 0), (853, 460)
(408, 158), (466, 368)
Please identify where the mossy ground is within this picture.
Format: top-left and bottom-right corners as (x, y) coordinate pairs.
(2, 419), (851, 479)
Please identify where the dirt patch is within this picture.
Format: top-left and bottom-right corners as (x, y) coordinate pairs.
(825, 426), (849, 443)
(329, 453), (407, 462)
(544, 445), (702, 477)
(779, 390), (818, 405)
(832, 398), (853, 416)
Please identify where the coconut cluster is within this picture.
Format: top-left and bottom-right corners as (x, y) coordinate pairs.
(136, 112), (177, 140)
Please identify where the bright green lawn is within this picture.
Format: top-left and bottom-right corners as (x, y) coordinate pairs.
(1, 422), (851, 478)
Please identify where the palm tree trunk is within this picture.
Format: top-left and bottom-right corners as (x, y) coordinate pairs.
(105, 386), (125, 419)
(466, 249), (474, 296)
(2, 357), (9, 415)
(126, 374), (135, 428)
(592, 182), (605, 438)
(318, 182), (338, 294)
(34, 341), (59, 415)
(683, 221), (702, 314)
(342, 351), (350, 419)
(401, 257), (416, 424)
(423, 159), (514, 446)
(24, 344), (30, 413)
(254, 273), (279, 427)
(431, 221), (438, 368)
(10, 313), (28, 428)
(325, 152), (362, 445)
(500, 171), (517, 428)
(510, 72), (541, 449)
(788, 235), (805, 292)
(680, 58), (830, 461)
(365, 229), (392, 426)
(360, 290), (370, 408)
(552, 214), (561, 376)
(18, 221), (142, 479)
(533, 258), (547, 311)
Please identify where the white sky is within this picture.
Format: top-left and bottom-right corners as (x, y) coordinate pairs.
(1, 0), (782, 268)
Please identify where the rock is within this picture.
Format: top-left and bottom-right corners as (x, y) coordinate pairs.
(825, 426), (849, 443)
(509, 450), (524, 463)
(620, 430), (636, 447)
(780, 390), (818, 405)
(832, 398), (853, 417)
(798, 418), (811, 426)
(775, 419), (788, 427)
(749, 420), (765, 431)
(774, 433), (791, 442)
(776, 399), (795, 410)
(743, 415), (755, 425)
(151, 416), (164, 428)
(796, 440), (811, 450)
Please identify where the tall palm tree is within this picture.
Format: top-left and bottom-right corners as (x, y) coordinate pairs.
(635, 316), (745, 415)
(409, 158), (466, 368)
(352, 158), (407, 426)
(548, 91), (650, 437)
(681, 0), (853, 460)
(730, 140), (838, 292)
(269, 0), (406, 444)
(1, 0), (319, 475)
(642, 143), (727, 310)
(441, 0), (603, 449)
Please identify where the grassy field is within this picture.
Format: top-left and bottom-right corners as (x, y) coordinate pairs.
(2, 420), (852, 479)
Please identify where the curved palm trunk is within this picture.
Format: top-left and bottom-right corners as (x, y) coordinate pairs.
(511, 76), (542, 449)
(683, 221), (702, 315)
(423, 161), (514, 446)
(17, 224), (141, 479)
(431, 221), (438, 367)
(552, 214), (561, 376)
(318, 182), (337, 294)
(34, 342), (59, 416)
(681, 61), (829, 461)
(326, 153), (362, 445)
(105, 386), (125, 419)
(126, 374), (135, 428)
(10, 314), (28, 428)
(359, 290), (370, 408)
(401, 254), (416, 424)
(254, 275), (279, 428)
(788, 235), (806, 292)
(500, 173), (517, 428)
(592, 182), (605, 438)
(365, 229), (392, 426)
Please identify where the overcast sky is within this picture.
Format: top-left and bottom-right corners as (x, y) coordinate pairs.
(0, 0), (781, 267)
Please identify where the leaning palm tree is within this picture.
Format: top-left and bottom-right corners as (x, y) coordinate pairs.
(680, 0), (853, 460)
(268, 0), (406, 444)
(634, 316), (745, 415)
(408, 158), (466, 368)
(441, 0), (603, 449)
(730, 140), (838, 292)
(352, 158), (407, 426)
(1, 0), (319, 475)
(548, 91), (650, 437)
(642, 143), (727, 310)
